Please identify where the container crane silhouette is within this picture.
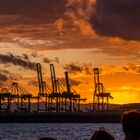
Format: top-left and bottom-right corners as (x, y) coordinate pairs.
(93, 68), (113, 111)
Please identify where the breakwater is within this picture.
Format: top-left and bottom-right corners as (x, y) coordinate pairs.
(0, 112), (122, 123)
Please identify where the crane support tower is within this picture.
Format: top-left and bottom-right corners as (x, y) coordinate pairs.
(0, 63), (86, 113)
(50, 64), (57, 94)
(65, 72), (72, 112)
(0, 88), (12, 111)
(93, 68), (113, 112)
(36, 63), (45, 94)
(50, 64), (61, 112)
(36, 63), (49, 112)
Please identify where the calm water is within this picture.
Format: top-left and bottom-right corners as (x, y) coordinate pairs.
(0, 123), (124, 140)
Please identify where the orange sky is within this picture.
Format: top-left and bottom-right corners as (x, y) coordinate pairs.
(0, 0), (140, 104)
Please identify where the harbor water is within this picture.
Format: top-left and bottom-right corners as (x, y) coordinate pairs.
(0, 123), (124, 140)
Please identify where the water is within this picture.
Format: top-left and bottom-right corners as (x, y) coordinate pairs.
(0, 123), (124, 140)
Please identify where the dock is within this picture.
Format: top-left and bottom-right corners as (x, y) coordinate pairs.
(0, 112), (122, 123)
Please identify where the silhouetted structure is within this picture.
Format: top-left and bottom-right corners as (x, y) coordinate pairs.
(0, 63), (86, 113)
(0, 65), (115, 113)
(49, 64), (61, 112)
(93, 68), (113, 111)
(121, 110), (140, 140)
(36, 63), (51, 112)
(0, 82), (32, 112)
(48, 64), (86, 112)
(62, 71), (86, 112)
(0, 88), (12, 111)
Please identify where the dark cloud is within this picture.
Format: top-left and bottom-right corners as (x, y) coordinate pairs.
(0, 81), (4, 86)
(28, 78), (81, 88)
(70, 79), (81, 86)
(43, 57), (51, 64)
(43, 57), (60, 64)
(68, 0), (140, 40)
(0, 0), (66, 23)
(0, 53), (36, 71)
(28, 80), (38, 87)
(0, 0), (140, 53)
(55, 57), (60, 64)
(58, 77), (81, 87)
(122, 66), (130, 72)
(0, 0), (69, 46)
(0, 73), (8, 81)
(30, 52), (39, 58)
(0, 69), (23, 80)
(0, 70), (23, 86)
(0, 72), (9, 86)
(64, 64), (82, 73)
(122, 63), (140, 73)
(64, 63), (93, 75)
(90, 0), (140, 41)
(22, 53), (29, 60)
(99, 63), (140, 75)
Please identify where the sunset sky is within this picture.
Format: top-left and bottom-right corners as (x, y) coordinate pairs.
(0, 0), (140, 104)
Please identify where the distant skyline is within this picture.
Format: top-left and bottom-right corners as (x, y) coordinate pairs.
(0, 0), (140, 104)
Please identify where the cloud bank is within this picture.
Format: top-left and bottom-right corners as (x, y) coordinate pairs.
(0, 53), (36, 71)
(90, 0), (140, 41)
(66, 0), (140, 41)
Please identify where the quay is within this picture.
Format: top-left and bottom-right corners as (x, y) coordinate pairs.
(0, 112), (122, 123)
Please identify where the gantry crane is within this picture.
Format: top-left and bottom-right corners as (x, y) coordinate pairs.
(49, 64), (62, 112)
(10, 82), (32, 112)
(93, 68), (113, 111)
(62, 71), (86, 112)
(36, 63), (51, 112)
(0, 63), (87, 113)
(0, 88), (12, 111)
(65, 71), (72, 112)
(0, 82), (32, 112)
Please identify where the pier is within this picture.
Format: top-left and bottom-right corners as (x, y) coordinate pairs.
(0, 112), (122, 123)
